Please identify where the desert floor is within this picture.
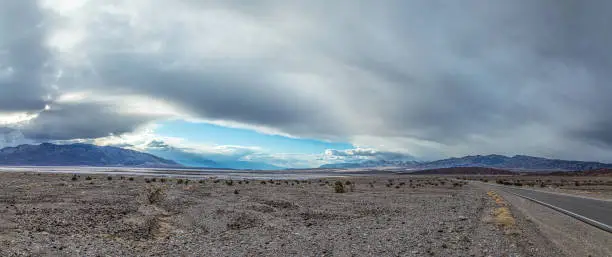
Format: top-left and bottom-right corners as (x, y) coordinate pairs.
(0, 172), (570, 256)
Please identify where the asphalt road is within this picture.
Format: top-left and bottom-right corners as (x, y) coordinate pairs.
(490, 184), (612, 232)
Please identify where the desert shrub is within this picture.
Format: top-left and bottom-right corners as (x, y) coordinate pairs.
(177, 179), (184, 184)
(345, 181), (352, 185)
(145, 178), (151, 183)
(107, 176), (112, 181)
(147, 187), (166, 204)
(160, 178), (167, 183)
(128, 177), (134, 181)
(261, 181), (267, 185)
(574, 181), (581, 186)
(513, 182), (523, 186)
(71, 175), (78, 181)
(399, 182), (406, 186)
(395, 185), (400, 189)
(151, 178), (157, 182)
(85, 176), (92, 181)
(234, 189), (239, 195)
(334, 181), (346, 193)
(225, 180), (234, 186)
(238, 181), (243, 185)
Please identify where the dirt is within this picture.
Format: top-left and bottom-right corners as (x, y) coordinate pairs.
(0, 172), (565, 256)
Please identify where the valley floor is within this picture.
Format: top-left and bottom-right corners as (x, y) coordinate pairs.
(0, 172), (567, 256)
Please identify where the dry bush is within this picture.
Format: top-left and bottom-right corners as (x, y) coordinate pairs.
(147, 187), (166, 205)
(493, 207), (516, 228)
(334, 181), (346, 193)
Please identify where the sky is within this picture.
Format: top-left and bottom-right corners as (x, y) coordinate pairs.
(1, 0), (612, 168)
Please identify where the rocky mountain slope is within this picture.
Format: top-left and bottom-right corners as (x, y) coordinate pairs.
(0, 143), (181, 167)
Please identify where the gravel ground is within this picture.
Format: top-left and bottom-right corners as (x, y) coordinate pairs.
(0, 172), (563, 256)
(477, 183), (612, 257)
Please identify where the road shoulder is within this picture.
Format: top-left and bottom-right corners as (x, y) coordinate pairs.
(476, 183), (612, 257)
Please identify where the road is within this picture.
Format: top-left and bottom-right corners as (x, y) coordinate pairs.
(488, 183), (612, 233)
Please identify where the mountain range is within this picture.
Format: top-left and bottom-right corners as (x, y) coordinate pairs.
(320, 154), (612, 171)
(1, 143), (611, 171)
(0, 143), (180, 167)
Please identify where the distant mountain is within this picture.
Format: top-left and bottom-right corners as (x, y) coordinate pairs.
(145, 143), (219, 168)
(0, 143), (181, 167)
(145, 141), (283, 170)
(320, 160), (420, 169)
(320, 154), (612, 171)
(409, 167), (517, 175)
(419, 154), (612, 171)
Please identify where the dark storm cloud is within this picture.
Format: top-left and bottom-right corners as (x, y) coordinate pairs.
(1, 0), (612, 161)
(89, 54), (333, 135)
(0, 1), (50, 111)
(18, 102), (158, 141)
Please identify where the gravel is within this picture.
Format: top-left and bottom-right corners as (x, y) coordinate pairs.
(0, 172), (563, 256)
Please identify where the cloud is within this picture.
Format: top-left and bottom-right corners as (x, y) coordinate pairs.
(0, 1), (51, 112)
(325, 148), (415, 162)
(1, 1), (612, 163)
(15, 102), (159, 141)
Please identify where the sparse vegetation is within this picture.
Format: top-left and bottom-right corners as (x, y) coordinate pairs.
(334, 181), (346, 193)
(147, 187), (166, 204)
